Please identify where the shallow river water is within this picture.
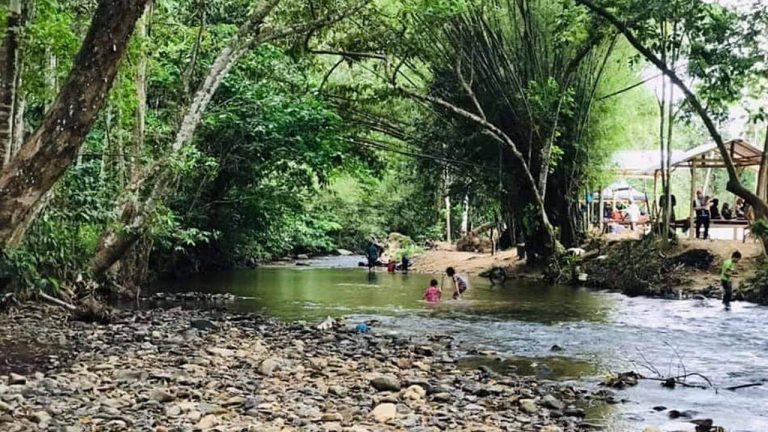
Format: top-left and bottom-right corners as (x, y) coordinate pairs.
(158, 258), (768, 431)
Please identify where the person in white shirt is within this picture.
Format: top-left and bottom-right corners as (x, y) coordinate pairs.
(626, 199), (641, 231)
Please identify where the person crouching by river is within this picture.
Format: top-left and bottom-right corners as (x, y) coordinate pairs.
(721, 251), (742, 310)
(446, 267), (469, 299)
(424, 279), (441, 303)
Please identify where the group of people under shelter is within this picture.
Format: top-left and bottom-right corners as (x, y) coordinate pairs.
(690, 189), (749, 239)
(603, 189), (750, 238)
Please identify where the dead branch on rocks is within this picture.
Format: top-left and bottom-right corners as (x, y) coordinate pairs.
(37, 291), (76, 312)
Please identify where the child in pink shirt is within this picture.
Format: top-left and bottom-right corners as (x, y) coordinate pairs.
(424, 279), (442, 303)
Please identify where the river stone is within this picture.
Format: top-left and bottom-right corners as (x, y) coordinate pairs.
(432, 392), (451, 402)
(371, 403), (397, 422)
(206, 347), (234, 357)
(149, 388), (175, 403)
(223, 396), (245, 406)
(336, 249), (353, 256)
(465, 403), (485, 412)
(187, 410), (202, 422)
(197, 414), (218, 429)
(165, 405), (181, 417)
(8, 374), (25, 385)
(321, 413), (343, 422)
(403, 385), (426, 400)
(32, 410), (51, 424)
(190, 319), (217, 331)
(0, 401), (11, 412)
(259, 358), (282, 376)
(642, 428), (662, 432)
(371, 375), (400, 392)
(519, 399), (538, 414)
(539, 426), (562, 432)
(542, 394), (565, 411)
(329, 386), (348, 397)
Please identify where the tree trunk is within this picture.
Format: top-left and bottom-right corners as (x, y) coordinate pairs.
(131, 2), (150, 180)
(44, 50), (57, 110)
(10, 69), (24, 158)
(445, 195), (452, 243)
(6, 190), (52, 247)
(116, 237), (154, 299)
(0, 0), (151, 247)
(757, 123), (768, 201)
(460, 194), (469, 236)
(89, 0), (364, 276)
(0, 0), (22, 168)
(88, 28), (259, 277)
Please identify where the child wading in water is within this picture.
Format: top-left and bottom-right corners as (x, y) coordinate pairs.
(424, 279), (442, 303)
(721, 251), (741, 310)
(446, 267), (469, 299)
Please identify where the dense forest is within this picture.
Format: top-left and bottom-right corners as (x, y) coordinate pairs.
(0, 0), (766, 298)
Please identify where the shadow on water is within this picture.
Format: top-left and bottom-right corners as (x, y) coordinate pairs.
(155, 263), (768, 431)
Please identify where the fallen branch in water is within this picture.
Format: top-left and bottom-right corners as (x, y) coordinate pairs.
(641, 374), (710, 390)
(723, 382), (763, 391)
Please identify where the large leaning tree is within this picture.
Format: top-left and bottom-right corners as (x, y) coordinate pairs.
(0, 0), (150, 247)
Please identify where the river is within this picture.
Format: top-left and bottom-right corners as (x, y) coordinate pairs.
(157, 257), (768, 432)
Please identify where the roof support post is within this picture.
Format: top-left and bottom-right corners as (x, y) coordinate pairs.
(690, 159), (697, 239)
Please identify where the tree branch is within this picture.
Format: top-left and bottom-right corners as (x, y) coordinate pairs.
(455, 57), (486, 120)
(395, 85), (551, 228)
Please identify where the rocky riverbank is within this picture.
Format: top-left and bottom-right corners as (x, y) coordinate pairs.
(0, 304), (601, 431)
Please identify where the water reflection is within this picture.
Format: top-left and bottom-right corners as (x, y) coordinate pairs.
(159, 267), (611, 323)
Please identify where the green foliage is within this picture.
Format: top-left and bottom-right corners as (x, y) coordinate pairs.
(6, 0), (766, 287)
(749, 218), (768, 241)
(744, 262), (768, 305)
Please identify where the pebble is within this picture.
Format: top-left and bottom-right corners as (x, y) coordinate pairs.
(432, 392), (451, 402)
(32, 410), (51, 424)
(402, 384), (426, 400)
(542, 394), (565, 410)
(371, 403), (397, 422)
(259, 358), (281, 376)
(519, 398), (538, 414)
(149, 388), (175, 403)
(197, 413), (218, 429)
(8, 374), (25, 385)
(321, 412), (343, 422)
(370, 374), (400, 392)
(0, 304), (594, 432)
